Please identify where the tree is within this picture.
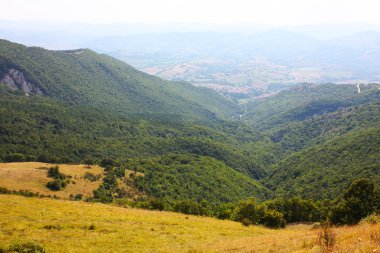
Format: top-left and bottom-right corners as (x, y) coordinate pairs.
(260, 209), (286, 228)
(331, 178), (377, 225)
(343, 178), (376, 224)
(231, 198), (265, 226)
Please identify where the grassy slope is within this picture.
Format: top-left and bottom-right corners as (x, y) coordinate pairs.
(0, 162), (106, 198)
(0, 195), (379, 253)
(0, 39), (238, 119)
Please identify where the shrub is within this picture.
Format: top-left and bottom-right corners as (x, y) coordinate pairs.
(317, 223), (336, 252)
(231, 198), (265, 226)
(215, 202), (235, 220)
(0, 187), (11, 194)
(84, 172), (101, 182)
(360, 214), (380, 224)
(46, 179), (64, 191)
(47, 166), (66, 180)
(74, 193), (83, 200)
(8, 241), (45, 253)
(46, 166), (70, 191)
(92, 186), (113, 203)
(241, 218), (250, 227)
(261, 209), (286, 228)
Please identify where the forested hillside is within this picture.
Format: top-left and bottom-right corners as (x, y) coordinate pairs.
(0, 39), (237, 119)
(246, 84), (380, 198)
(1, 39), (380, 205)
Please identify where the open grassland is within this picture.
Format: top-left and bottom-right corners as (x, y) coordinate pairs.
(0, 195), (379, 252)
(0, 162), (104, 198)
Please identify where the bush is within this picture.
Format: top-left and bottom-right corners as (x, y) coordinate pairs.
(261, 209), (286, 228)
(231, 198), (265, 226)
(215, 202), (235, 220)
(83, 172), (101, 182)
(0, 187), (11, 194)
(46, 179), (64, 191)
(46, 166), (70, 191)
(92, 186), (113, 203)
(360, 214), (380, 224)
(8, 241), (45, 253)
(74, 193), (83, 200)
(47, 166), (66, 180)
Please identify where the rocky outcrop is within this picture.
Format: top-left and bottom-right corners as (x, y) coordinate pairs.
(0, 68), (43, 95)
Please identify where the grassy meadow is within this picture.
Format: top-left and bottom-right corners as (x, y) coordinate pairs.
(0, 195), (379, 252)
(0, 162), (104, 198)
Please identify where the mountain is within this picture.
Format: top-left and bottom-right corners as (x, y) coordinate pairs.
(0, 39), (238, 119)
(1, 39), (380, 203)
(248, 84), (380, 198)
(0, 39), (276, 202)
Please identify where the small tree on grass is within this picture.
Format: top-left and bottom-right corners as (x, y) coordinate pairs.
(46, 166), (69, 191)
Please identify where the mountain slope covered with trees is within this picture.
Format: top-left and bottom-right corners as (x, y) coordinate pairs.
(1, 39), (380, 205)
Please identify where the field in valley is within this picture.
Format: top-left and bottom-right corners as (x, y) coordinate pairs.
(0, 195), (379, 252)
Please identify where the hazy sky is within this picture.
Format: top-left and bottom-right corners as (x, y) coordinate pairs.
(2, 0), (380, 26)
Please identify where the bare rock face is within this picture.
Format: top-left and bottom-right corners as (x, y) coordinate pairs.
(0, 68), (43, 95)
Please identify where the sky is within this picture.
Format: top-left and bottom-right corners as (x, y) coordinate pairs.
(1, 0), (380, 26)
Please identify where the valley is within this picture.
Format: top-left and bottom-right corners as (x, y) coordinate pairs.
(0, 38), (379, 252)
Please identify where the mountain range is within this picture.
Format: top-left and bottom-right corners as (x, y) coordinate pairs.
(0, 39), (379, 203)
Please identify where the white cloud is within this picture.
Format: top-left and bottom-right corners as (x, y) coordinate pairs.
(2, 0), (380, 25)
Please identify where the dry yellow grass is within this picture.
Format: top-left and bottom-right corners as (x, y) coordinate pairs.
(0, 195), (379, 252)
(0, 162), (104, 198)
